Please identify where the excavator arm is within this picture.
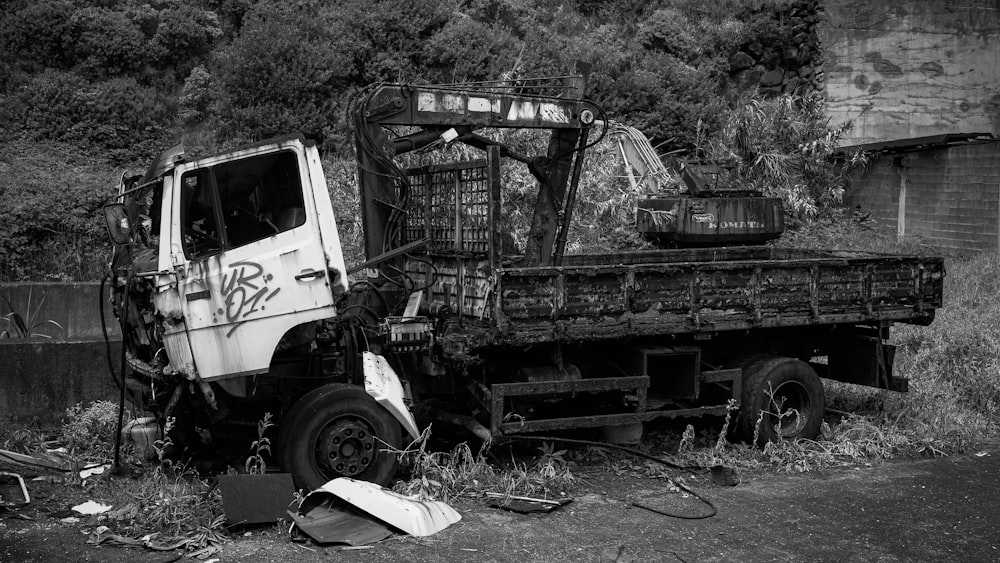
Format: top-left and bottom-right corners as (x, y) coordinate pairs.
(352, 78), (602, 267)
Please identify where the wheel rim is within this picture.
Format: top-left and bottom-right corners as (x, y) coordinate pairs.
(768, 380), (811, 438)
(316, 415), (378, 478)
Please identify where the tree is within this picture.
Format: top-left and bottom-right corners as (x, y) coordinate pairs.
(213, 1), (357, 145)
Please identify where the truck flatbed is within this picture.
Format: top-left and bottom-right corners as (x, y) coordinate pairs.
(428, 247), (943, 351)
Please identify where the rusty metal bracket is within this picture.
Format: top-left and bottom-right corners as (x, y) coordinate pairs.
(490, 376), (648, 434)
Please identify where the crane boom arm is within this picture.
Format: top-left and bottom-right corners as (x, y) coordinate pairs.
(359, 84), (598, 130)
(353, 79), (601, 266)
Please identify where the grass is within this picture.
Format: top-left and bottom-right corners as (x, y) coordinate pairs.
(672, 248), (1000, 474)
(90, 464), (226, 546)
(392, 426), (577, 503)
(0, 402), (225, 553)
(774, 207), (942, 256)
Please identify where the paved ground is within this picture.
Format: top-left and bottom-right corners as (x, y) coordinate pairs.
(2, 444), (998, 562)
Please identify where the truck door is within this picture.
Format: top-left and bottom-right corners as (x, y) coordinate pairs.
(170, 141), (339, 381)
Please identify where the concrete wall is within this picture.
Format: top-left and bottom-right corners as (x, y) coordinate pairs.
(1, 282), (122, 419)
(845, 141), (1000, 253)
(820, 0), (1000, 145)
(0, 282), (119, 340)
(0, 340), (121, 420)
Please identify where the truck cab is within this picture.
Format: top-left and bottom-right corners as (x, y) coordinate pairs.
(115, 137), (348, 397)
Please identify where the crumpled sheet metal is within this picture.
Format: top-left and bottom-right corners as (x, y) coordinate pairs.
(292, 477), (460, 543)
(488, 496), (573, 514)
(287, 497), (393, 546)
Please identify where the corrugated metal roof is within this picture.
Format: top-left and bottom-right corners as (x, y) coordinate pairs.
(838, 133), (995, 154)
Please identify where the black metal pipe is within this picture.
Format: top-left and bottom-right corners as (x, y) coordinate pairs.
(553, 127), (590, 265)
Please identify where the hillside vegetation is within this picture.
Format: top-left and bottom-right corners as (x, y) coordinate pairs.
(0, 0), (841, 280)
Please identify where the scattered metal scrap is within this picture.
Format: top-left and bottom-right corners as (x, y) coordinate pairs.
(485, 492), (572, 514)
(290, 498), (393, 546)
(0, 448), (71, 471)
(630, 480), (718, 520)
(217, 473), (296, 526)
(0, 472), (30, 508)
(289, 477), (461, 546)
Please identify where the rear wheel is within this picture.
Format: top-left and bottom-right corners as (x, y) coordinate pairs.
(737, 356), (825, 445)
(278, 383), (402, 490)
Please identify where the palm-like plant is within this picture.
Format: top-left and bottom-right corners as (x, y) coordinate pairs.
(708, 92), (867, 223)
(1, 290), (63, 338)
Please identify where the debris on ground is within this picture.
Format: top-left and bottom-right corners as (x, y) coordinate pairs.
(709, 465), (739, 486)
(0, 448), (72, 472)
(289, 477), (461, 546)
(80, 463), (111, 479)
(485, 492), (573, 514)
(218, 473), (296, 525)
(289, 498), (394, 546)
(72, 500), (112, 515)
(0, 472), (31, 508)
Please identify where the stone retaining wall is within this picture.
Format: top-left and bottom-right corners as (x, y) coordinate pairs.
(1, 282), (121, 419)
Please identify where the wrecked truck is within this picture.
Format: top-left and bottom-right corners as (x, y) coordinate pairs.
(103, 77), (944, 490)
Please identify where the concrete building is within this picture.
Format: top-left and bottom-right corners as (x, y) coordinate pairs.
(820, 0), (1000, 253)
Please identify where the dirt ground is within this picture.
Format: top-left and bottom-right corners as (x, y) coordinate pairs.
(2, 444), (999, 563)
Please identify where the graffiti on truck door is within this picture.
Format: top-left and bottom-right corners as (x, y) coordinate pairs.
(219, 260), (281, 336)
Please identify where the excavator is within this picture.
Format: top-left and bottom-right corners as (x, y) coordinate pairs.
(610, 122), (785, 246)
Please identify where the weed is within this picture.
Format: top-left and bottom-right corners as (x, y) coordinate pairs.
(677, 424), (696, 455)
(0, 416), (49, 454)
(394, 426), (575, 503)
(714, 399), (738, 453)
(245, 412), (274, 474)
(61, 401), (119, 461)
(532, 442), (574, 483)
(154, 417), (177, 463)
(93, 464), (226, 550)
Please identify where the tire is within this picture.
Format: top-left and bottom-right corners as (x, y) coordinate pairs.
(278, 383), (402, 490)
(736, 356), (825, 445)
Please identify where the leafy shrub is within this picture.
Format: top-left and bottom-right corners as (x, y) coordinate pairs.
(423, 16), (521, 83)
(177, 64), (217, 127)
(638, 8), (700, 61)
(323, 156), (365, 269)
(213, 1), (357, 145)
(62, 6), (149, 78)
(0, 0), (77, 71)
(704, 93), (866, 222)
(62, 400), (119, 459)
(331, 0), (453, 83)
(5, 70), (175, 161)
(149, 4), (222, 72)
(0, 139), (115, 281)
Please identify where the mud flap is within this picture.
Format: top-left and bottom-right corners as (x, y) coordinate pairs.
(361, 352), (421, 441)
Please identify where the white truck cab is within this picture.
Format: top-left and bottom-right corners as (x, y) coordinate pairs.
(145, 136), (348, 397)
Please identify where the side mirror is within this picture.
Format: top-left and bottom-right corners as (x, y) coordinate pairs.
(103, 203), (131, 245)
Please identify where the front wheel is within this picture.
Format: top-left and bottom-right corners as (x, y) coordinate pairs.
(278, 383), (402, 491)
(737, 356), (825, 445)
